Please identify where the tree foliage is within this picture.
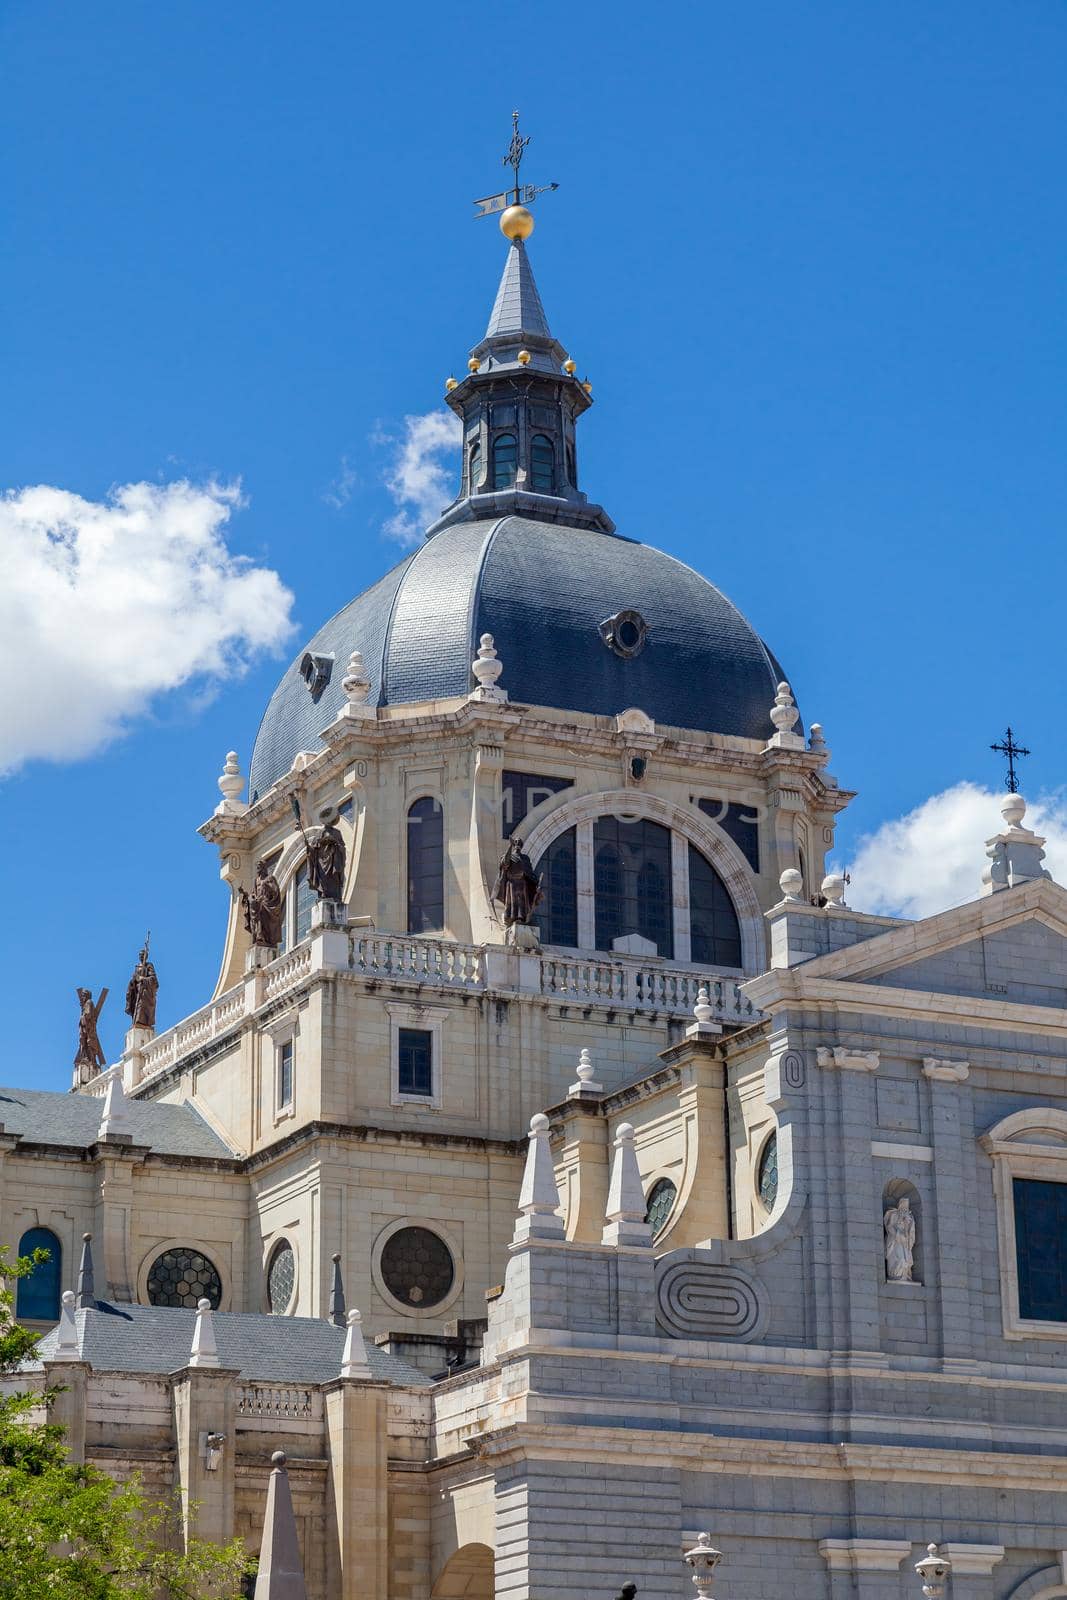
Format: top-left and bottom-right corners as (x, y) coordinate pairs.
(0, 1247), (252, 1599)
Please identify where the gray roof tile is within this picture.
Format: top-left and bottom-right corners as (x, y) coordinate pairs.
(0, 1086), (235, 1159)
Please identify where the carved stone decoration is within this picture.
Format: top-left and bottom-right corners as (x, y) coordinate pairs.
(781, 1051), (806, 1090)
(215, 750), (247, 816)
(307, 809), (346, 902)
(74, 986), (108, 1083)
(816, 1046), (879, 1073)
(125, 942), (158, 1030)
(470, 633), (507, 703)
(492, 836), (541, 927)
(655, 1250), (769, 1342)
(241, 859), (283, 949)
(339, 650), (374, 719)
(883, 1196), (916, 1282)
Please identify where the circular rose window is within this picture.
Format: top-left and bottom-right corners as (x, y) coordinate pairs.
(147, 1247), (222, 1309)
(379, 1226), (454, 1309)
(267, 1241), (296, 1314)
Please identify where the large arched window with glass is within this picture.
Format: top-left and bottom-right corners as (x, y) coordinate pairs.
(594, 817), (674, 958)
(492, 433), (517, 490)
(688, 844), (742, 968)
(530, 434), (554, 493)
(534, 826), (578, 948)
(16, 1227), (61, 1321)
(408, 797), (444, 933)
(468, 441), (481, 495)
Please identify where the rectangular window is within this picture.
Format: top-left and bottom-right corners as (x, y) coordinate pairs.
(501, 770), (573, 838)
(696, 797), (760, 872)
(1014, 1177), (1067, 1321)
(398, 1028), (433, 1098)
(277, 1040), (294, 1110)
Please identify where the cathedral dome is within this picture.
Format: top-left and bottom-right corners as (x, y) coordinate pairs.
(248, 514), (791, 801)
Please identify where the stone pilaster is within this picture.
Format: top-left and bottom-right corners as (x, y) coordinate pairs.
(90, 1142), (147, 1302)
(170, 1366), (238, 1549)
(819, 1539), (913, 1600)
(657, 1033), (727, 1244)
(323, 1379), (390, 1600)
(552, 1099), (608, 1244)
(43, 1359), (90, 1463)
(940, 1542), (1004, 1600)
(816, 1047), (882, 1353)
(923, 1060), (973, 1363)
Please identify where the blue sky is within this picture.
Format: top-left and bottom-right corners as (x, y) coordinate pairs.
(2, 2), (1065, 1089)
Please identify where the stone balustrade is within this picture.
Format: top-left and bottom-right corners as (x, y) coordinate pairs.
(236, 1382), (319, 1421)
(540, 956), (755, 1022)
(355, 934), (485, 988)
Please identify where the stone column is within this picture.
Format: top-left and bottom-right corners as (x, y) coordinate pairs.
(923, 1061), (973, 1365)
(323, 1379), (389, 1600)
(819, 1538), (913, 1600)
(171, 1366), (238, 1549)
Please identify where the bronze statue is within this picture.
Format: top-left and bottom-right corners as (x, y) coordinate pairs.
(292, 797), (346, 902)
(74, 987), (108, 1077)
(492, 836), (542, 926)
(124, 935), (158, 1030)
(240, 859), (283, 948)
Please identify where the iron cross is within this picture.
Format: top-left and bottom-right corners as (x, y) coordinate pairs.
(472, 112), (559, 218)
(991, 726), (1030, 794)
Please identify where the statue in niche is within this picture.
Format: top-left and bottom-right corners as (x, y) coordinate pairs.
(124, 937), (159, 1030)
(74, 987), (108, 1079)
(883, 1195), (917, 1282)
(240, 859), (284, 949)
(493, 836), (542, 927)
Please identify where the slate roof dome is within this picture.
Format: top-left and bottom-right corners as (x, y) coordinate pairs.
(248, 240), (794, 802)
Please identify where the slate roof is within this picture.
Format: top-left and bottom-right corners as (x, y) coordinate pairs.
(0, 1085), (235, 1159)
(248, 515), (793, 799)
(34, 1303), (430, 1387)
(484, 239), (551, 340)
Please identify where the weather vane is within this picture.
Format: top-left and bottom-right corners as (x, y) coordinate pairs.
(473, 111), (559, 221)
(991, 726), (1030, 794)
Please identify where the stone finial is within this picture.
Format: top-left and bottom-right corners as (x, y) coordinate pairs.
(513, 1112), (565, 1243)
(97, 1072), (131, 1141)
(189, 1297), (220, 1369)
(766, 682), (804, 750)
(215, 751), (247, 816)
(602, 1122), (652, 1248)
(778, 867), (804, 904)
(253, 1452), (308, 1600)
(329, 1252), (346, 1328)
(914, 1544), (951, 1600)
(76, 1233), (96, 1310)
(340, 650), (374, 720)
(821, 871), (848, 910)
(470, 633), (508, 704)
(686, 986), (722, 1040)
(339, 1307), (371, 1379)
(684, 1533), (724, 1598)
(568, 1046), (603, 1098)
(808, 722), (828, 755)
(982, 792), (1051, 895)
(52, 1290), (80, 1361)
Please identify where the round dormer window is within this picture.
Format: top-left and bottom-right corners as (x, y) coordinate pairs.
(599, 609), (650, 660)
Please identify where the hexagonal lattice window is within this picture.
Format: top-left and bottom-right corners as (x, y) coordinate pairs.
(267, 1241), (296, 1315)
(379, 1226), (454, 1309)
(757, 1131), (779, 1213)
(147, 1248), (222, 1310)
(644, 1177), (678, 1239)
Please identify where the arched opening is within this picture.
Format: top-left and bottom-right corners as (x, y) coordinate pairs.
(492, 433), (517, 490)
(534, 825), (578, 948)
(468, 441), (481, 494)
(16, 1228), (61, 1321)
(530, 434), (554, 493)
(407, 797), (445, 933)
(431, 1543), (494, 1598)
(689, 843), (742, 968)
(593, 816), (674, 958)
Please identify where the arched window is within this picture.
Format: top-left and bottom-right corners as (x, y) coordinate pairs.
(688, 844), (743, 968)
(530, 434), (554, 493)
(16, 1228), (61, 1321)
(468, 442), (481, 495)
(407, 797), (444, 933)
(593, 817), (674, 958)
(535, 826), (577, 947)
(147, 1247), (222, 1309)
(757, 1132), (779, 1213)
(492, 433), (517, 490)
(645, 1178), (677, 1239)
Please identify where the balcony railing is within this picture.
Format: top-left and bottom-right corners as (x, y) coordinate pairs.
(236, 1383), (319, 1421)
(539, 956), (754, 1022)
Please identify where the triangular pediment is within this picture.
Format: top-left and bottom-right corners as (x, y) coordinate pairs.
(796, 877), (1067, 1009)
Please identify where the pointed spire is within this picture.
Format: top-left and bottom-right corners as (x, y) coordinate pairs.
(513, 1112), (565, 1243)
(76, 1233), (96, 1310)
(329, 1253), (346, 1328)
(98, 1072), (131, 1140)
(602, 1123), (653, 1248)
(189, 1297), (220, 1368)
(339, 1308), (371, 1379)
(485, 240), (551, 341)
(254, 1452), (308, 1600)
(52, 1290), (80, 1360)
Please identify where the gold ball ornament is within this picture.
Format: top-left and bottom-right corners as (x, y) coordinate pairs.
(517, 349), (531, 367)
(445, 376), (458, 392)
(467, 357), (480, 373)
(582, 379), (593, 395)
(500, 204), (534, 241)
(563, 358), (577, 375)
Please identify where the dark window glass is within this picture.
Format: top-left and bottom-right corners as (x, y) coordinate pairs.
(534, 827), (578, 948)
(1014, 1178), (1067, 1321)
(380, 1226), (454, 1309)
(147, 1248), (222, 1310)
(501, 770), (573, 838)
(645, 1179), (677, 1239)
(398, 1028), (433, 1097)
(758, 1133), (779, 1212)
(267, 1241), (295, 1314)
(407, 798), (444, 933)
(530, 434), (554, 493)
(593, 817), (674, 958)
(277, 1040), (293, 1108)
(284, 863), (313, 951)
(16, 1228), (61, 1321)
(565, 442), (576, 486)
(688, 845), (743, 969)
(696, 798), (760, 873)
(468, 442), (481, 494)
(493, 433), (517, 490)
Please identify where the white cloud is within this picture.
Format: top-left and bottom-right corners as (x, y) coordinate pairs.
(0, 479), (295, 773)
(845, 782), (1067, 920)
(322, 455), (359, 511)
(380, 410), (462, 545)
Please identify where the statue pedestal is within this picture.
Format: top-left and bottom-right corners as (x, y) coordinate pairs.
(505, 922), (541, 953)
(312, 899), (349, 931)
(124, 1025), (154, 1055)
(245, 944), (279, 972)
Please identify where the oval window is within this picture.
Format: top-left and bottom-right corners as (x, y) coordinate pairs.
(267, 1241), (296, 1314)
(644, 1178), (678, 1239)
(757, 1132), (779, 1212)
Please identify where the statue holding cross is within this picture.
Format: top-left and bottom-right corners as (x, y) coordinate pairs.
(74, 986), (108, 1084)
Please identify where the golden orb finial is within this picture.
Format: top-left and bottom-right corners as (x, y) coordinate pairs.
(500, 204), (534, 241)
(563, 358), (577, 376)
(582, 379), (593, 395)
(468, 357), (480, 374)
(517, 349), (531, 367)
(445, 376), (458, 392)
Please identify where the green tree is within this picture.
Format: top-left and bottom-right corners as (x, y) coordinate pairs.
(0, 1246), (252, 1599)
